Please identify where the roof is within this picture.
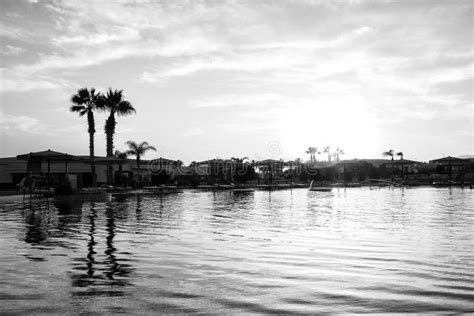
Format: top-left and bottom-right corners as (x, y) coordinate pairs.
(383, 159), (421, 165)
(255, 159), (284, 165)
(16, 149), (75, 161)
(196, 159), (232, 164)
(429, 156), (470, 164)
(76, 156), (177, 165)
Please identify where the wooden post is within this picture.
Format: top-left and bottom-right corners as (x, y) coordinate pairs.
(47, 158), (51, 186)
(448, 160), (452, 182)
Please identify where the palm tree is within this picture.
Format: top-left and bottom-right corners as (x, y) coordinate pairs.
(98, 89), (136, 157)
(70, 87), (102, 187)
(323, 146), (331, 162)
(114, 150), (128, 171)
(382, 149), (395, 182)
(114, 150), (128, 160)
(332, 148), (344, 162)
(125, 140), (156, 187)
(114, 150), (128, 187)
(397, 151), (405, 182)
(306, 147), (318, 163)
(231, 157), (249, 163)
(382, 149), (395, 161)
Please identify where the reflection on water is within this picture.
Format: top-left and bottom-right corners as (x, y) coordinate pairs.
(0, 188), (473, 314)
(70, 202), (134, 302)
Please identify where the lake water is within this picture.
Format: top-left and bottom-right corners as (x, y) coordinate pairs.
(0, 188), (473, 314)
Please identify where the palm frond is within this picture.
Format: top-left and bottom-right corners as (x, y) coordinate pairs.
(125, 140), (138, 150)
(70, 105), (85, 113)
(116, 101), (136, 116)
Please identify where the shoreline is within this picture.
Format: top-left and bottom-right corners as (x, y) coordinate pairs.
(1, 183), (471, 202)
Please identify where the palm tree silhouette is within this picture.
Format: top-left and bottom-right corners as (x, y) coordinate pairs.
(397, 151), (405, 182)
(382, 149), (395, 182)
(382, 149), (395, 161)
(98, 89), (136, 157)
(114, 150), (128, 160)
(125, 141), (156, 187)
(323, 146), (331, 162)
(70, 88), (102, 187)
(332, 148), (344, 162)
(306, 147), (318, 163)
(114, 150), (128, 187)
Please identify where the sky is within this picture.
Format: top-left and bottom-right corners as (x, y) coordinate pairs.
(0, 0), (472, 163)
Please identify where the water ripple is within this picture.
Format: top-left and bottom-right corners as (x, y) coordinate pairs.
(0, 188), (473, 314)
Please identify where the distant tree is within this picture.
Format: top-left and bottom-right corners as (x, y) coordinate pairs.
(396, 152), (405, 180)
(114, 150), (128, 186)
(125, 141), (157, 187)
(70, 87), (102, 187)
(306, 147), (318, 163)
(231, 157), (249, 163)
(332, 148), (344, 162)
(382, 149), (395, 161)
(114, 150), (128, 159)
(323, 146), (331, 162)
(382, 149), (396, 181)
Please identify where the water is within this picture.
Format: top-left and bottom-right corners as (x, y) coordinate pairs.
(0, 188), (473, 314)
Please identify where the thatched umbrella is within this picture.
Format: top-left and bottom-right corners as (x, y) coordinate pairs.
(17, 149), (75, 185)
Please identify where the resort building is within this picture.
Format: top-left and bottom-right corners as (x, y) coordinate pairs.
(0, 149), (180, 189)
(429, 156), (472, 182)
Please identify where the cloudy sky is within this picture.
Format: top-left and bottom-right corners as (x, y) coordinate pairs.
(0, 0), (472, 163)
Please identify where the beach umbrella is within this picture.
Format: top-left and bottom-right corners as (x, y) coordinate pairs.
(17, 149), (75, 185)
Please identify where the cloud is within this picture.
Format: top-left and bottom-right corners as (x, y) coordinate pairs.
(52, 26), (141, 46)
(190, 93), (283, 108)
(2, 45), (26, 56)
(0, 68), (74, 93)
(0, 113), (44, 134)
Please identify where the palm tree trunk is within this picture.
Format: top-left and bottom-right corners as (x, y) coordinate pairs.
(105, 113), (116, 184)
(136, 157), (141, 188)
(105, 113), (116, 157)
(87, 111), (97, 187)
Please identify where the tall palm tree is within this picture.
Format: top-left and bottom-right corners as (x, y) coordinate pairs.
(306, 147), (318, 163)
(332, 148), (344, 162)
(382, 149), (395, 161)
(382, 149), (395, 182)
(125, 141), (156, 187)
(397, 151), (405, 181)
(70, 87), (102, 187)
(98, 89), (136, 157)
(323, 146), (331, 162)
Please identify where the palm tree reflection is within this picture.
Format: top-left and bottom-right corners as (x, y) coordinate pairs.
(23, 201), (50, 245)
(71, 202), (134, 295)
(104, 204), (119, 282)
(87, 204), (97, 279)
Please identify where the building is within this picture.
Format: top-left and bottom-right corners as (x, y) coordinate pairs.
(429, 156), (471, 181)
(0, 149), (179, 189)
